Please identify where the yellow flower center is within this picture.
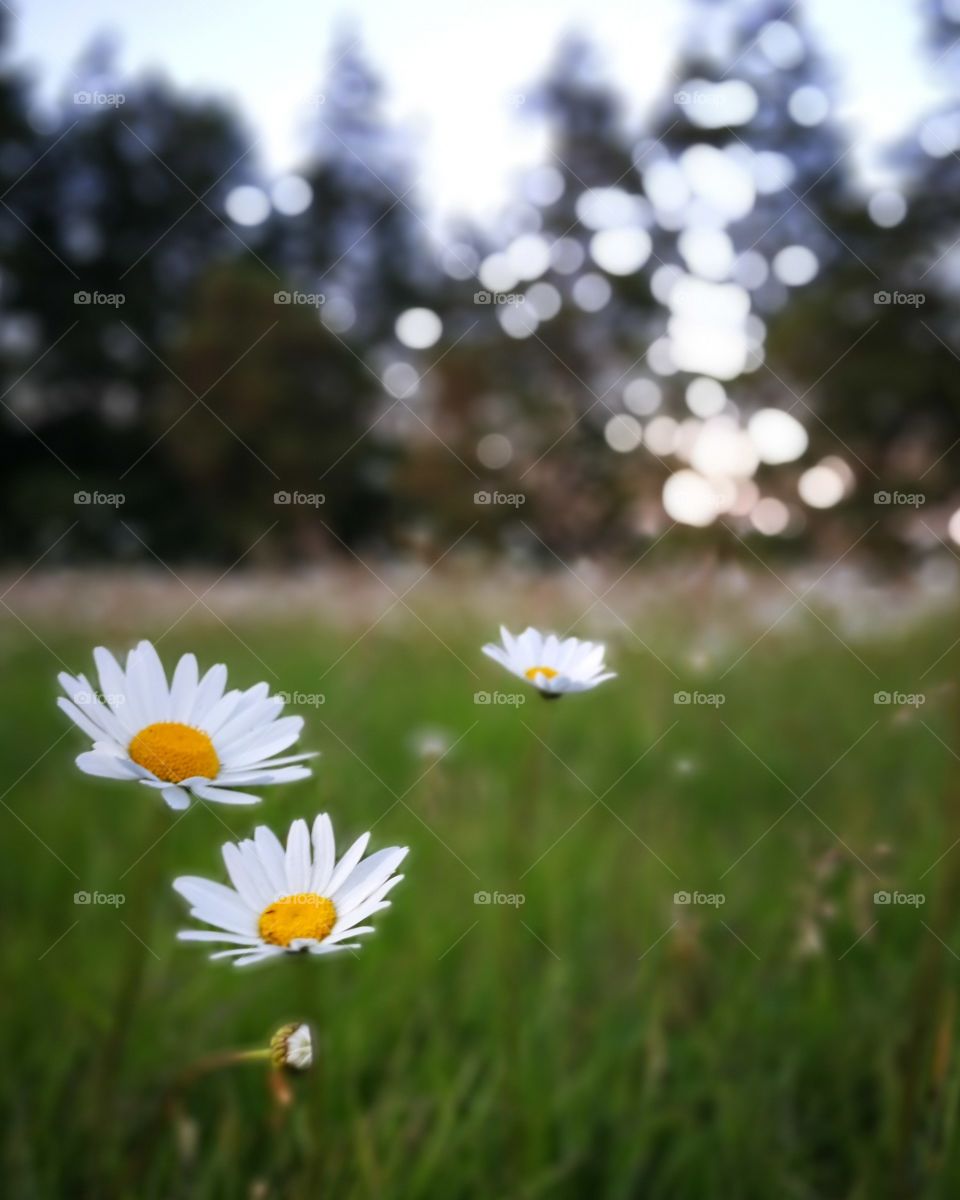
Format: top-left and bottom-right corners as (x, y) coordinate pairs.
(259, 894), (338, 947)
(524, 665), (558, 682)
(128, 721), (220, 783)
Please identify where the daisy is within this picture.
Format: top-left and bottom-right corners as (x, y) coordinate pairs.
(270, 1022), (313, 1071)
(173, 814), (408, 967)
(482, 626), (616, 697)
(57, 640), (314, 810)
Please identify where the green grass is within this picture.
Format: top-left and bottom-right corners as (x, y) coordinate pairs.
(3, 602), (960, 1198)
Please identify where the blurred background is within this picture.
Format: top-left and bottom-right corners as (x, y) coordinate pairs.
(1, 0), (959, 565)
(5, 1), (960, 1197)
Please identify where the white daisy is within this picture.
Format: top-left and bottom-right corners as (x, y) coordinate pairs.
(482, 625), (616, 697)
(57, 640), (314, 810)
(173, 814), (408, 967)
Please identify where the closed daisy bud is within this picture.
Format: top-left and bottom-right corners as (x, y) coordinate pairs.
(270, 1022), (313, 1071)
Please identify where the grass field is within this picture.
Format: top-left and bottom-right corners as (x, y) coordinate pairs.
(3, 584), (960, 1198)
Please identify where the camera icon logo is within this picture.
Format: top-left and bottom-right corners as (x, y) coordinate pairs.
(673, 890), (691, 904)
(874, 890), (891, 904)
(474, 891), (491, 904)
(473, 691), (491, 705)
(473, 291), (492, 305)
(74, 291), (91, 305)
(274, 291), (291, 304)
(274, 491), (291, 504)
(474, 491), (491, 504)
(874, 291), (891, 305)
(673, 691), (691, 705)
(874, 691), (891, 705)
(74, 891), (91, 904)
(874, 491), (891, 504)
(74, 491), (91, 504)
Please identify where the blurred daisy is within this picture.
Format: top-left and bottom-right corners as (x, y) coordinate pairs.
(173, 814), (408, 967)
(57, 640), (313, 810)
(482, 626), (616, 697)
(270, 1022), (313, 1071)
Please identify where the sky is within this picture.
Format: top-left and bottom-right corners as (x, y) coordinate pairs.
(6, 0), (944, 226)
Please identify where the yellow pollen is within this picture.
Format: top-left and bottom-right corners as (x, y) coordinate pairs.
(259, 894), (337, 947)
(525, 665), (558, 682)
(128, 721), (220, 784)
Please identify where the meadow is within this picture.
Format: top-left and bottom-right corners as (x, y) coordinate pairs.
(2, 574), (960, 1199)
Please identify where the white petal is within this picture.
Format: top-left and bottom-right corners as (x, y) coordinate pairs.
(134, 640), (170, 718)
(58, 697), (114, 744)
(93, 647), (132, 724)
(190, 783), (261, 806)
(307, 941), (358, 956)
(75, 750), (139, 780)
(223, 717), (304, 768)
(326, 832), (371, 896)
(482, 644), (511, 670)
(231, 947), (284, 967)
(169, 653), (199, 722)
(222, 842), (267, 909)
(331, 846), (408, 913)
(199, 690), (248, 741)
(216, 765), (312, 786)
(188, 663), (228, 724)
(214, 692), (281, 747)
(285, 818), (312, 893)
(124, 643), (157, 728)
(253, 825), (288, 894)
(324, 925), (375, 944)
(310, 813), (335, 894)
(173, 876), (256, 935)
(158, 786), (191, 809)
(58, 673), (129, 741)
(177, 930), (260, 945)
(337, 875), (404, 928)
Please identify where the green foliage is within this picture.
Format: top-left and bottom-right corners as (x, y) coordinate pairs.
(2, 606), (960, 1196)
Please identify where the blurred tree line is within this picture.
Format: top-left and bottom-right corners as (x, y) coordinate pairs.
(0, 0), (958, 566)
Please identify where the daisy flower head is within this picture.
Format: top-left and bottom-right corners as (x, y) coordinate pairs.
(270, 1022), (313, 1071)
(173, 814), (408, 967)
(482, 626), (616, 698)
(57, 640), (314, 810)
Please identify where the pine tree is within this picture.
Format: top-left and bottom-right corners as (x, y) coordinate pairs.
(278, 32), (435, 343)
